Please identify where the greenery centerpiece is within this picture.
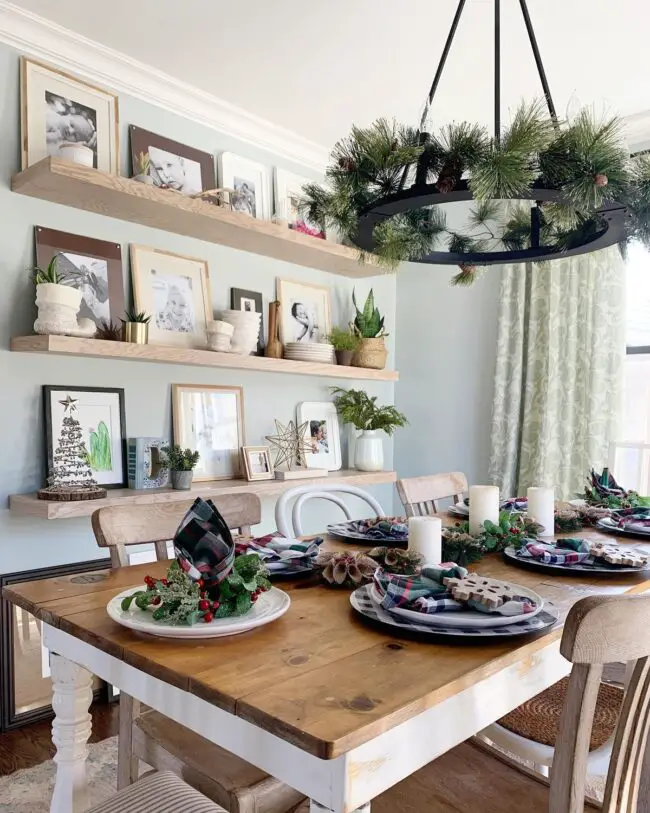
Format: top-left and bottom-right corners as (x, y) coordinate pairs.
(351, 289), (388, 369)
(161, 444), (200, 490)
(441, 510), (542, 567)
(583, 467), (650, 509)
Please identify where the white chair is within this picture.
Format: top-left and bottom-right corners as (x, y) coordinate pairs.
(275, 484), (386, 537)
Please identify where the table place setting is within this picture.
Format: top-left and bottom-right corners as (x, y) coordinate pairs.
(596, 507), (650, 538)
(235, 532), (324, 578)
(504, 536), (650, 576)
(107, 498), (291, 639)
(327, 515), (409, 544)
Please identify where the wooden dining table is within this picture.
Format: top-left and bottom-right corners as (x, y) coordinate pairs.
(4, 522), (650, 813)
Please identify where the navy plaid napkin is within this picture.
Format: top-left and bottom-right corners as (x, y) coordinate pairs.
(173, 498), (235, 586)
(517, 537), (591, 565)
(373, 565), (468, 614)
(610, 507), (650, 531)
(235, 533), (323, 571)
(354, 516), (409, 541)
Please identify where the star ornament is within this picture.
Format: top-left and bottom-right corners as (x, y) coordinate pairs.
(265, 419), (312, 470)
(59, 395), (79, 412)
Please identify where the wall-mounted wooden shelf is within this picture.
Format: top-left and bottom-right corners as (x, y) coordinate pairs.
(10, 335), (399, 382)
(9, 470), (397, 520)
(12, 158), (382, 278)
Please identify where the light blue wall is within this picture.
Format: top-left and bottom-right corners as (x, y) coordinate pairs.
(0, 43), (397, 574)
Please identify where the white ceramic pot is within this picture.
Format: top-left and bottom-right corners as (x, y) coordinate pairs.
(207, 320), (235, 337)
(58, 142), (94, 167)
(208, 334), (232, 352)
(221, 311), (261, 354)
(354, 430), (384, 472)
(34, 283), (95, 337)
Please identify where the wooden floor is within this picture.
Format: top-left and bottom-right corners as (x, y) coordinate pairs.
(0, 701), (118, 776)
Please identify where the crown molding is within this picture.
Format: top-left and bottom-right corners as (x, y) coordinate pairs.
(0, 1), (329, 171)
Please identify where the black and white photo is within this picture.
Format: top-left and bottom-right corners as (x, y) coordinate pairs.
(129, 126), (216, 193)
(58, 252), (109, 323)
(232, 177), (257, 217)
(45, 91), (98, 167)
(218, 152), (270, 220)
(231, 288), (264, 355)
(241, 445), (274, 481)
(148, 145), (203, 195)
(151, 272), (197, 333)
(278, 278), (331, 345)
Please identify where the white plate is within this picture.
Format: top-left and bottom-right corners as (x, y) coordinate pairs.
(107, 586), (290, 639)
(369, 582), (544, 629)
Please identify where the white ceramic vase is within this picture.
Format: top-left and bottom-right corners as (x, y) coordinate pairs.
(354, 430), (384, 472)
(58, 142), (94, 167)
(33, 283), (96, 337)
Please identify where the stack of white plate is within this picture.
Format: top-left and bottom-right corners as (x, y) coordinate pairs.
(220, 309), (261, 354)
(284, 342), (335, 364)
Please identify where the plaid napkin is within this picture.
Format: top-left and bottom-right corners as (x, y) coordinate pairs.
(352, 517), (409, 541)
(173, 498), (235, 586)
(517, 537), (591, 565)
(235, 533), (323, 571)
(609, 507), (650, 531)
(373, 564), (467, 614)
(500, 497), (528, 512)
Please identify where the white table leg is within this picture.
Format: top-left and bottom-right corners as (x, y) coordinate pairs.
(49, 653), (93, 813)
(310, 801), (370, 813)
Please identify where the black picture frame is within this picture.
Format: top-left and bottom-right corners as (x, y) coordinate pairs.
(0, 558), (111, 731)
(230, 288), (264, 355)
(43, 386), (128, 489)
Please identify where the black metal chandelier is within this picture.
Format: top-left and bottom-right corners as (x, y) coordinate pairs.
(350, 0), (628, 267)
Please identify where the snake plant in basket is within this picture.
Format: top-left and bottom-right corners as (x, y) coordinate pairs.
(351, 288), (388, 370)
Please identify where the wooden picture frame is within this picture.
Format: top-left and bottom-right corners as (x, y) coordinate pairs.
(43, 385), (127, 489)
(21, 57), (119, 172)
(35, 226), (125, 329)
(230, 287), (264, 355)
(130, 245), (213, 348)
(129, 125), (216, 195)
(241, 445), (274, 481)
(277, 278), (332, 344)
(172, 384), (245, 481)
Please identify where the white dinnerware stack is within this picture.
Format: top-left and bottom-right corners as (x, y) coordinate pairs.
(206, 320), (234, 352)
(284, 342), (335, 364)
(220, 309), (262, 354)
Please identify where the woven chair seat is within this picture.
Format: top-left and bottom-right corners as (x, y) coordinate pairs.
(498, 677), (624, 750)
(89, 770), (225, 812)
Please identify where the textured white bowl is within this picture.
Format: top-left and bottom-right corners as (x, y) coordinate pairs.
(207, 320), (235, 337)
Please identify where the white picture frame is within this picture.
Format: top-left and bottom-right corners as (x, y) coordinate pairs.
(21, 57), (119, 172)
(297, 402), (342, 471)
(172, 385), (245, 481)
(277, 278), (332, 345)
(218, 152), (271, 220)
(131, 245), (213, 349)
(241, 445), (274, 481)
(273, 168), (325, 239)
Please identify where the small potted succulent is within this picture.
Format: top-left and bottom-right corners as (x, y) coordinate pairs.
(331, 387), (407, 471)
(351, 289), (388, 370)
(327, 326), (360, 366)
(31, 255), (95, 338)
(161, 444), (200, 490)
(133, 151), (154, 184)
(121, 309), (152, 344)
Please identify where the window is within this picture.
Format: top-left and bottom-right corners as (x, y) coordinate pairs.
(626, 241), (650, 352)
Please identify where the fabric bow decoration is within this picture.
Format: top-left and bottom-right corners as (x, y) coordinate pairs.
(173, 498), (235, 586)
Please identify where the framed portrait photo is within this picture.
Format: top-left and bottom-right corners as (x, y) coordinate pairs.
(241, 446), (274, 481)
(43, 386), (127, 488)
(129, 125), (216, 196)
(172, 385), (245, 481)
(296, 402), (342, 471)
(35, 227), (125, 328)
(273, 168), (325, 239)
(277, 278), (331, 344)
(21, 57), (119, 172)
(131, 245), (213, 348)
(230, 288), (264, 354)
(218, 152), (271, 220)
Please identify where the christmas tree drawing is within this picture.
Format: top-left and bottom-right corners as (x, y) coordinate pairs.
(39, 395), (106, 501)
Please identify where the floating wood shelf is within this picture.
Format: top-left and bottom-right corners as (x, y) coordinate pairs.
(10, 335), (399, 381)
(9, 470), (397, 520)
(12, 158), (382, 278)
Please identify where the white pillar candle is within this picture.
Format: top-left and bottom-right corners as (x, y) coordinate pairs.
(408, 516), (442, 565)
(469, 485), (500, 535)
(527, 486), (555, 537)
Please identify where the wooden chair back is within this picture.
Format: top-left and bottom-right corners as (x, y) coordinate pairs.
(396, 472), (468, 516)
(91, 494), (262, 567)
(550, 594), (650, 813)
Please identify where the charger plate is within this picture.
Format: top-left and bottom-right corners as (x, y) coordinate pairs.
(503, 545), (650, 576)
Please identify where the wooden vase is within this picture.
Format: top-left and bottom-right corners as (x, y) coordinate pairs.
(265, 301), (283, 359)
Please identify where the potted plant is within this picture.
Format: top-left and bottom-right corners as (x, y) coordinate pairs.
(121, 309), (152, 344)
(331, 387), (407, 471)
(133, 151), (154, 184)
(351, 289), (388, 370)
(31, 255), (95, 337)
(327, 327), (360, 366)
(161, 445), (200, 490)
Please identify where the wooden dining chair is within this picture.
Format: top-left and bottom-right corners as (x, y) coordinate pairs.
(88, 770), (226, 812)
(396, 471), (468, 516)
(294, 593), (650, 813)
(92, 496), (305, 813)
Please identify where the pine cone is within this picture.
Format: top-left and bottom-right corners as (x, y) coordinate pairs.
(594, 173), (608, 187)
(338, 157), (356, 172)
(436, 159), (462, 193)
(368, 547), (423, 575)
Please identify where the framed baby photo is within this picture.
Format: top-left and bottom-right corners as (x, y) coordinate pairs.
(218, 152), (271, 220)
(296, 402), (342, 471)
(172, 385), (245, 481)
(35, 227), (125, 329)
(277, 278), (331, 344)
(129, 126), (216, 196)
(231, 287), (264, 355)
(43, 385), (127, 488)
(21, 57), (119, 172)
(131, 245), (212, 348)
(273, 168), (325, 239)
(241, 446), (274, 481)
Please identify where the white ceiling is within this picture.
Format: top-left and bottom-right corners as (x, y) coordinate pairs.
(12, 0), (650, 148)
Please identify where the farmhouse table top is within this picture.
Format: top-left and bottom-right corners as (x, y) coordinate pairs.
(4, 527), (650, 760)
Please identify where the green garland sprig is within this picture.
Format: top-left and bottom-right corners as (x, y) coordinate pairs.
(441, 510), (542, 566)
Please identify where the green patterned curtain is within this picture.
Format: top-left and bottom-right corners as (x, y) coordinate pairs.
(488, 246), (626, 499)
